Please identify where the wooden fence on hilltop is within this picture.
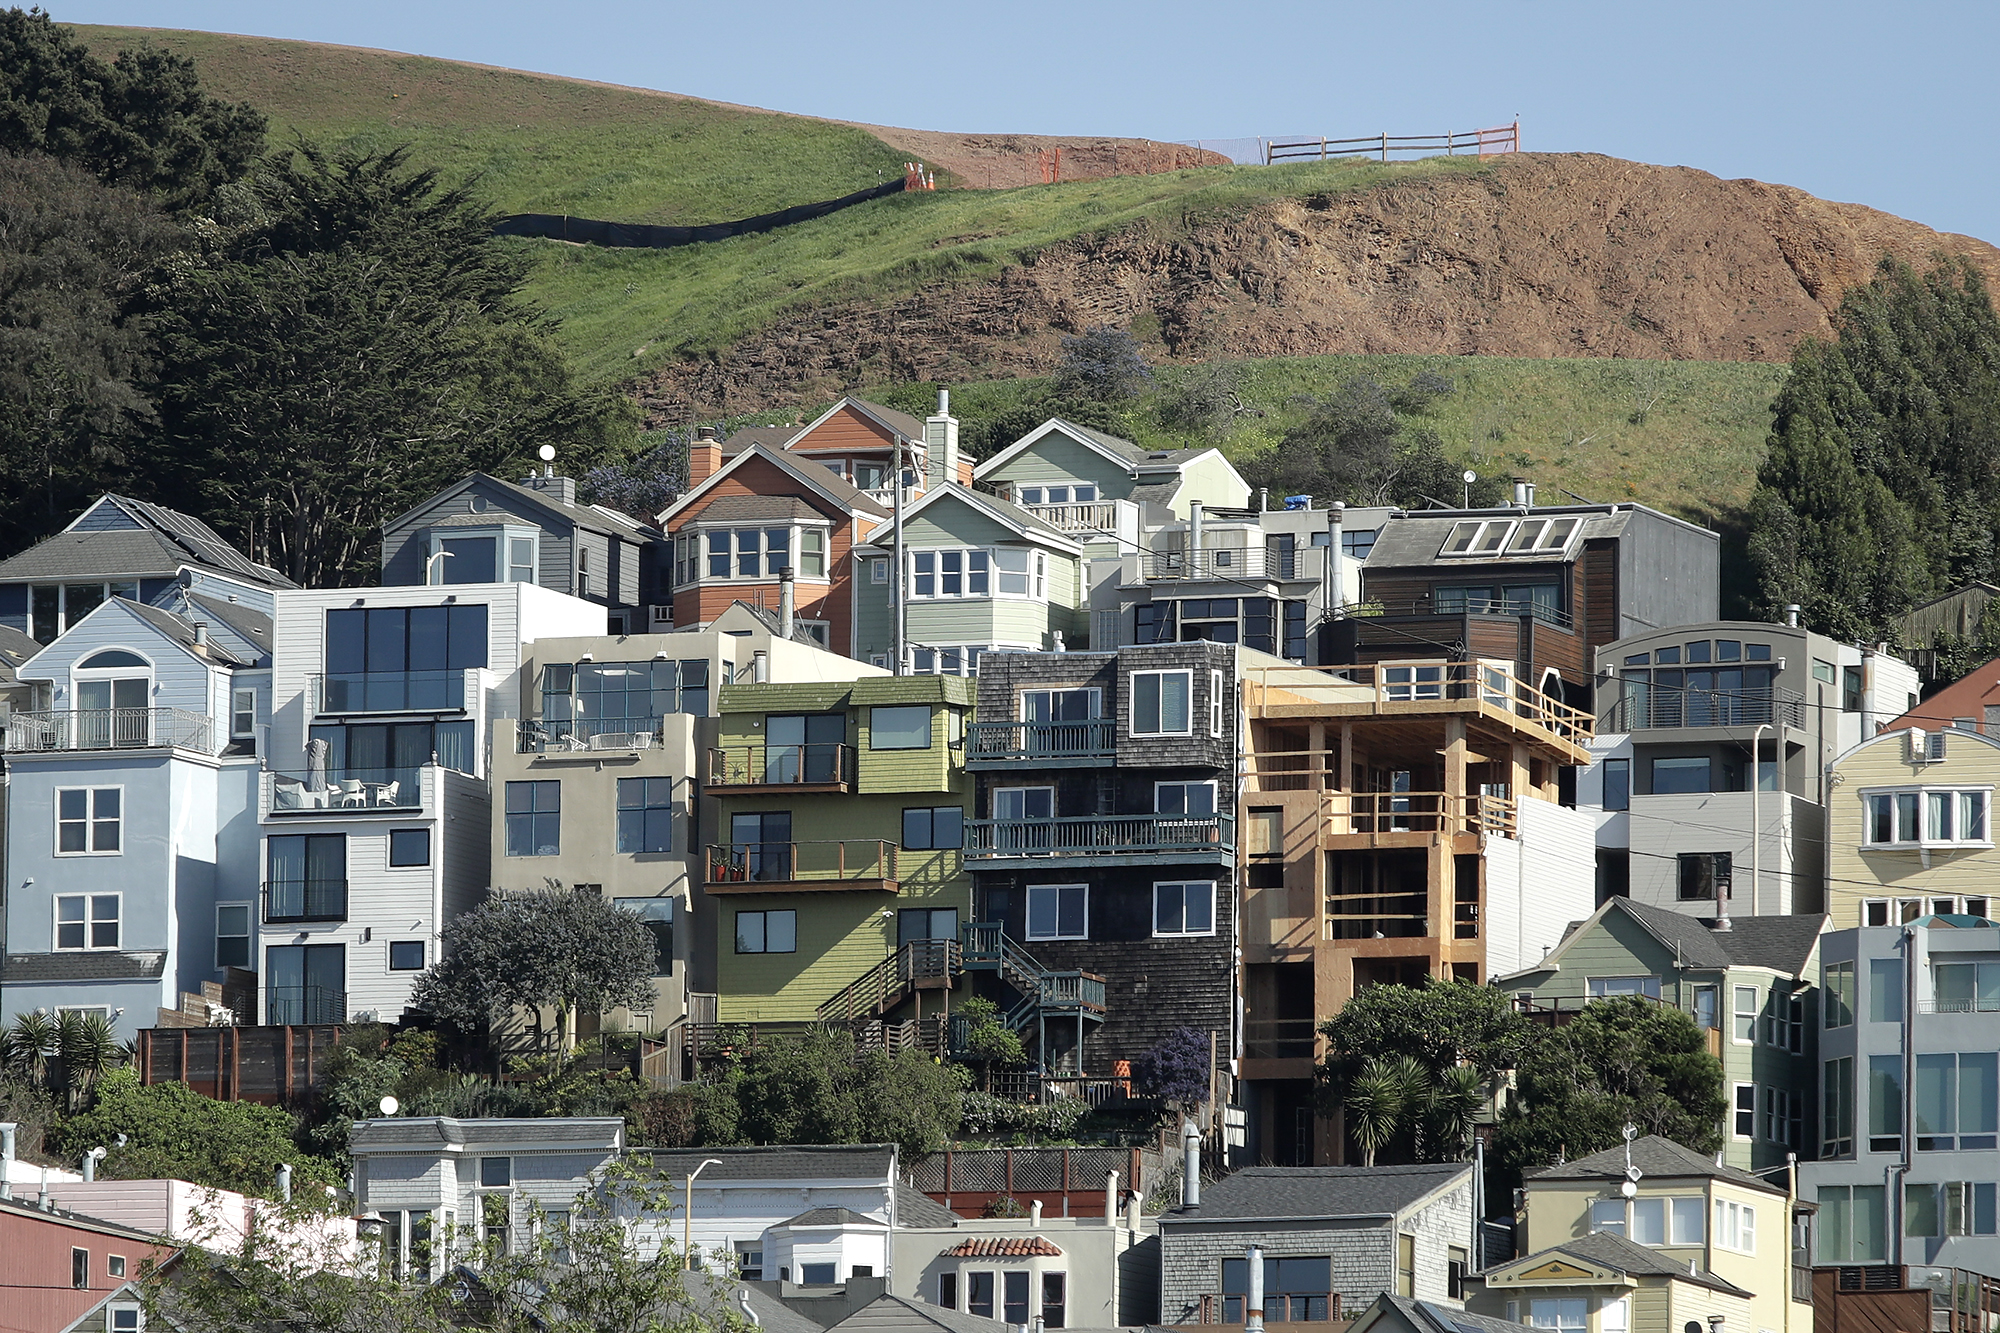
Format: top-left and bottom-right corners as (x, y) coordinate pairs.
(1265, 121), (1520, 164)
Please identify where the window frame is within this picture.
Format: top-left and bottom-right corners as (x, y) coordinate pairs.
(1025, 883), (1089, 942)
(1129, 669), (1194, 737)
(1861, 785), (1994, 849)
(1154, 780), (1218, 817)
(682, 522), (832, 585)
(387, 940), (426, 971)
(55, 892), (121, 952)
(230, 687), (257, 739)
(1153, 881), (1217, 937)
(388, 828), (432, 868)
(1209, 669), (1225, 736)
(215, 902), (252, 971)
(503, 779), (562, 857)
(1714, 1198), (1757, 1255)
(1732, 985), (1758, 1044)
(55, 785), (122, 857)
(901, 805), (965, 851)
(869, 704), (932, 751)
(1733, 1081), (1756, 1139)
(734, 909), (798, 954)
(616, 776), (675, 855)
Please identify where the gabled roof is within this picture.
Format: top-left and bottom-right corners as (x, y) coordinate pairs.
(1501, 897), (1823, 983)
(1483, 1230), (1754, 1298)
(896, 1185), (960, 1228)
(1358, 1294), (1539, 1333)
(382, 472), (657, 544)
(1716, 913), (1827, 973)
(1528, 1133), (1779, 1194)
(721, 424), (801, 453)
(853, 484), (1083, 555)
(18, 597), (258, 678)
(0, 494), (293, 589)
(1161, 1161), (1469, 1223)
(182, 591), (274, 660)
(774, 1205), (884, 1228)
(657, 441), (891, 527)
(792, 395), (928, 447)
(974, 417), (1154, 479)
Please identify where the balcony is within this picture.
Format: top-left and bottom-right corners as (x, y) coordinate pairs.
(1148, 546), (1321, 582)
(704, 839), (899, 893)
(1600, 686), (1807, 732)
(707, 743), (854, 792)
(1243, 659), (1594, 748)
(265, 767), (424, 816)
(265, 985), (348, 1026)
(1243, 1017), (1318, 1060)
(967, 719), (1116, 767)
(313, 670), (466, 715)
(965, 813), (1235, 865)
(1359, 591), (1574, 630)
(1324, 790), (1519, 838)
(518, 718), (666, 754)
(262, 879), (348, 924)
(1020, 499), (1125, 536)
(3, 707), (213, 754)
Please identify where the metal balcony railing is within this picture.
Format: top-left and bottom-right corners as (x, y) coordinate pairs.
(965, 813), (1234, 858)
(3, 707), (214, 753)
(968, 719), (1116, 761)
(1599, 686), (1807, 731)
(262, 879), (348, 924)
(707, 743), (853, 788)
(267, 767), (423, 814)
(516, 718), (666, 753)
(1358, 593), (1574, 630)
(704, 839), (898, 886)
(265, 985), (347, 1026)
(314, 670), (466, 715)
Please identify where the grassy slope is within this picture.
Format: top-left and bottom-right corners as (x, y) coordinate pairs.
(74, 26), (1787, 523)
(73, 25), (911, 223)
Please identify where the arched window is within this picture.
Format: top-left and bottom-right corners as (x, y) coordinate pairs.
(77, 650), (149, 669)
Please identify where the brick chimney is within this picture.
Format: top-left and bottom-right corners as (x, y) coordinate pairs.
(689, 426), (724, 488)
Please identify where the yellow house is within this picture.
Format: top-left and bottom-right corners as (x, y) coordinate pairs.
(1476, 1136), (1810, 1333)
(1470, 1230), (1754, 1333)
(1825, 725), (2000, 930)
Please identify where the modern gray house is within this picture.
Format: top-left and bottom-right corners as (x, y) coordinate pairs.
(1156, 1162), (1474, 1323)
(379, 470), (662, 635)
(1805, 914), (2000, 1271)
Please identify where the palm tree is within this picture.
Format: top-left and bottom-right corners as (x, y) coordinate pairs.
(1345, 1057), (1407, 1167)
(1421, 1063), (1488, 1161)
(5, 1012), (59, 1089)
(57, 1012), (121, 1110)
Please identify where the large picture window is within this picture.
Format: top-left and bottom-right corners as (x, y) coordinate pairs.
(1026, 884), (1087, 940)
(902, 806), (964, 850)
(55, 894), (119, 951)
(322, 604), (487, 712)
(504, 781), (561, 856)
(735, 909), (796, 954)
(870, 705), (931, 750)
(56, 787), (121, 854)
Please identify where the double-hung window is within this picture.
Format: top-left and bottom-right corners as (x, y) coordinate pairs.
(1130, 670), (1192, 736)
(55, 894), (120, 951)
(994, 549), (1032, 595)
(1155, 781), (1217, 817)
(1713, 1199), (1756, 1254)
(1154, 881), (1216, 936)
(216, 903), (251, 969)
(56, 787), (121, 854)
(1732, 984), (1758, 1043)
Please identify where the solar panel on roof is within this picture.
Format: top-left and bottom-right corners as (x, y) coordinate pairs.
(114, 495), (269, 582)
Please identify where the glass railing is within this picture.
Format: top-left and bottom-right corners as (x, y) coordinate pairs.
(267, 768), (423, 814)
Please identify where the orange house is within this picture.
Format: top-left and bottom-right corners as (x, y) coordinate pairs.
(659, 396), (970, 655)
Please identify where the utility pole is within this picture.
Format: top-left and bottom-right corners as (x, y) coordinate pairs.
(892, 432), (906, 675)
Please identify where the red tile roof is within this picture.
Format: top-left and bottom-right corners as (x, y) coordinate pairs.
(941, 1236), (1064, 1257)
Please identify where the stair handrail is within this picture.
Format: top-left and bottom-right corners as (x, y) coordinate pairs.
(817, 937), (960, 1024)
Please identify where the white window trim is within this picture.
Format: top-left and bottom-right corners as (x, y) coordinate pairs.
(426, 525), (539, 586)
(993, 785), (1056, 822)
(681, 522), (833, 586)
(1209, 669), (1224, 737)
(1153, 880), (1217, 938)
(1732, 1080), (1756, 1140)
(1020, 687), (1102, 721)
(1025, 883), (1089, 941)
(1731, 985), (1758, 1046)
(230, 686), (257, 738)
(1012, 482), (1099, 506)
(55, 785), (123, 857)
(1129, 669), (1194, 737)
(1585, 975), (1663, 999)
(1859, 785), (1995, 850)
(1154, 779), (1218, 815)
(69, 651), (155, 717)
(1714, 1198), (1757, 1255)
(54, 891), (121, 952)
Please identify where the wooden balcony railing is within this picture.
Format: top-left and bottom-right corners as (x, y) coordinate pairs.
(704, 839), (897, 888)
(968, 719), (1115, 762)
(966, 814), (1234, 858)
(1321, 791), (1518, 838)
(1244, 659), (1595, 739)
(707, 743), (853, 789)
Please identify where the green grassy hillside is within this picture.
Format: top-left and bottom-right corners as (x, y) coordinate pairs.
(73, 25), (911, 224)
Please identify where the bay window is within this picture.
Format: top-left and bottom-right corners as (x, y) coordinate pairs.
(685, 525), (828, 583)
(1864, 787), (1991, 847)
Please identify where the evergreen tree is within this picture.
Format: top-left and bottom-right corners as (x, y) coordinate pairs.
(148, 144), (635, 586)
(1749, 257), (2000, 647)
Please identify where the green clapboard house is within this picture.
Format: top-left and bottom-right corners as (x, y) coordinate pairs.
(1496, 896), (1825, 1172)
(706, 674), (977, 1024)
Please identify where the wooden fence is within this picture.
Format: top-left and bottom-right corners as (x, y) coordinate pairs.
(1265, 122), (1520, 164)
(137, 1025), (343, 1106)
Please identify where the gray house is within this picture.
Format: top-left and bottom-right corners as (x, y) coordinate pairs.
(379, 471), (661, 635)
(1806, 914), (2000, 1272)
(1157, 1162), (1474, 1323)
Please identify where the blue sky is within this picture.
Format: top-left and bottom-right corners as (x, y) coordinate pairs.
(60, 0), (1998, 243)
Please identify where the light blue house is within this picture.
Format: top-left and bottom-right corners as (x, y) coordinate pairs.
(2, 592), (271, 1040)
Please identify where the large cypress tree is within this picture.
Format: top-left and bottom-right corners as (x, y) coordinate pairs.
(1749, 257), (2000, 642)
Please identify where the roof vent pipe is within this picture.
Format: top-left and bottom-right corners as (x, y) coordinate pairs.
(1030, 1198), (1043, 1226)
(1246, 1243), (1267, 1333)
(737, 1288), (762, 1328)
(1105, 1170), (1119, 1227)
(1258, 487), (1269, 513)
(1785, 604), (1801, 628)
(193, 623), (209, 647)
(778, 567), (795, 641)
(1512, 476), (1534, 508)
(1126, 1189), (1143, 1231)
(752, 650), (768, 683)
(277, 1163), (292, 1203)
(1189, 501), (1205, 561)
(1181, 1120), (1201, 1209)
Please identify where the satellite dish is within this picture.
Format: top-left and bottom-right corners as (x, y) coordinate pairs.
(1620, 1179), (1637, 1199)
(379, 1095), (399, 1116)
(537, 445), (557, 462)
(1462, 470), (1478, 484)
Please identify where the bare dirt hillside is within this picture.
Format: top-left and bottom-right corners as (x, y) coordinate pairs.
(852, 125), (1227, 187)
(636, 153), (2000, 416)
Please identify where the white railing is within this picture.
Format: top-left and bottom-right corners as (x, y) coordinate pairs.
(1020, 500), (1123, 534)
(4, 707), (215, 753)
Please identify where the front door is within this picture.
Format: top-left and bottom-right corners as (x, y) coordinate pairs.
(729, 811), (792, 881)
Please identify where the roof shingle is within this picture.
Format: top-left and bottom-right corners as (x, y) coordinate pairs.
(1528, 1134), (1779, 1194)
(1162, 1162), (1470, 1222)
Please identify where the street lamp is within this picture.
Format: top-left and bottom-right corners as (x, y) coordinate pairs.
(425, 549), (454, 584)
(684, 1158), (722, 1270)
